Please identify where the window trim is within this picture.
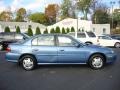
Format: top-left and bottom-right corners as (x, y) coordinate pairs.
(31, 35), (56, 46)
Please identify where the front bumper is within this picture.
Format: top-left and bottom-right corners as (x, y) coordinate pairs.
(106, 53), (117, 64)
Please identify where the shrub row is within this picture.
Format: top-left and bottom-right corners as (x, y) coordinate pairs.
(4, 26), (75, 36)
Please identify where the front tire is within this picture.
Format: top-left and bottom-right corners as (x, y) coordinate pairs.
(89, 54), (105, 69)
(20, 55), (37, 70)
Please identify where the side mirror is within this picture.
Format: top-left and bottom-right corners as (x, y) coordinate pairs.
(75, 43), (81, 48)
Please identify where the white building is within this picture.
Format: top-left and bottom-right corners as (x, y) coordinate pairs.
(47, 18), (110, 35)
(92, 24), (110, 35)
(0, 18), (110, 35)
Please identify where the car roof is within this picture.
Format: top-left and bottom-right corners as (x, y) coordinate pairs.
(0, 32), (21, 34)
(32, 33), (70, 38)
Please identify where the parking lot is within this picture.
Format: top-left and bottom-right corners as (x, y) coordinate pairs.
(0, 48), (120, 90)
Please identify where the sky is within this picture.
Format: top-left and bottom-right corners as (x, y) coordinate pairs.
(0, 0), (119, 13)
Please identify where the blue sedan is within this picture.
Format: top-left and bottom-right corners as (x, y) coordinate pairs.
(6, 34), (116, 70)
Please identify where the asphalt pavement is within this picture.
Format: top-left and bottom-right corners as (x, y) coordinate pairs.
(0, 49), (120, 90)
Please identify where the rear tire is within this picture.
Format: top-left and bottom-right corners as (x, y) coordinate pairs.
(20, 55), (37, 71)
(114, 42), (120, 48)
(89, 54), (105, 69)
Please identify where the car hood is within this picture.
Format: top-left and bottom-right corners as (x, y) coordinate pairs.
(84, 44), (114, 53)
(86, 44), (102, 48)
(84, 44), (109, 50)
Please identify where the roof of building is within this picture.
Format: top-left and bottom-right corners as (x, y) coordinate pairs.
(0, 21), (46, 29)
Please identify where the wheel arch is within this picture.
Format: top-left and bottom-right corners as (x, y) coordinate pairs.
(87, 52), (106, 63)
(18, 53), (37, 63)
(85, 41), (93, 44)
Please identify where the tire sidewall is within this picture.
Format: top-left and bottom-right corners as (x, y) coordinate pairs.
(20, 55), (36, 70)
(115, 42), (120, 48)
(89, 54), (104, 69)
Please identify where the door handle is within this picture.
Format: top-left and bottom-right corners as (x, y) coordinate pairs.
(60, 50), (64, 52)
(32, 49), (39, 52)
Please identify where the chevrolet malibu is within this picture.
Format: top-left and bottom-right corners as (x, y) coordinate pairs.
(6, 34), (116, 70)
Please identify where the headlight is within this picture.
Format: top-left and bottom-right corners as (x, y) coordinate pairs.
(106, 48), (114, 54)
(111, 50), (114, 53)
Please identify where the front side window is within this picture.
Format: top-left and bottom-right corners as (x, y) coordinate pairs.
(58, 36), (77, 46)
(77, 33), (86, 38)
(87, 32), (96, 37)
(32, 35), (54, 46)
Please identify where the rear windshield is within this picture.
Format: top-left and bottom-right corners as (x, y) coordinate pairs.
(68, 33), (75, 37)
(87, 32), (96, 37)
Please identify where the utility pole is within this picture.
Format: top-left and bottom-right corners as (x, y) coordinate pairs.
(110, 1), (115, 30)
(74, 0), (79, 38)
(119, 0), (120, 8)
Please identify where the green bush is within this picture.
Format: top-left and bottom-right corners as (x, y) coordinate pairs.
(16, 26), (21, 33)
(62, 27), (66, 34)
(111, 29), (120, 34)
(44, 28), (48, 34)
(4, 26), (10, 32)
(55, 26), (60, 33)
(35, 27), (41, 35)
(27, 27), (33, 36)
(50, 28), (55, 33)
(66, 28), (70, 33)
(71, 27), (75, 32)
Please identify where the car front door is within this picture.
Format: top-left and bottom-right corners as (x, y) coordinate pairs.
(57, 35), (87, 63)
(31, 35), (57, 63)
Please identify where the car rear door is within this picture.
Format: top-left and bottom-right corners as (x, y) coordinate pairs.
(98, 36), (114, 46)
(31, 35), (58, 63)
(57, 35), (87, 63)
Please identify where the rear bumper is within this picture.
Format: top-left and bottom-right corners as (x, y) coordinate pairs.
(6, 52), (20, 63)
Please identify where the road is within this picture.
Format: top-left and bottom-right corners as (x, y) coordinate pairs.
(0, 49), (120, 90)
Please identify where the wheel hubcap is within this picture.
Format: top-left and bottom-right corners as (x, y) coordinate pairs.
(115, 43), (120, 48)
(92, 57), (103, 68)
(23, 58), (34, 69)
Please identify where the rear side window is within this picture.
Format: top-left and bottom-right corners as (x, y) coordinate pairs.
(0, 33), (3, 39)
(69, 33), (75, 37)
(87, 32), (96, 37)
(77, 33), (86, 38)
(99, 36), (111, 40)
(32, 35), (54, 46)
(3, 33), (14, 40)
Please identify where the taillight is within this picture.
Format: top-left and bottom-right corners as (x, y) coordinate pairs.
(6, 47), (11, 52)
(97, 39), (99, 42)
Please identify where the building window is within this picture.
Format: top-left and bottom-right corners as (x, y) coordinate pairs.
(103, 28), (106, 34)
(93, 28), (95, 32)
